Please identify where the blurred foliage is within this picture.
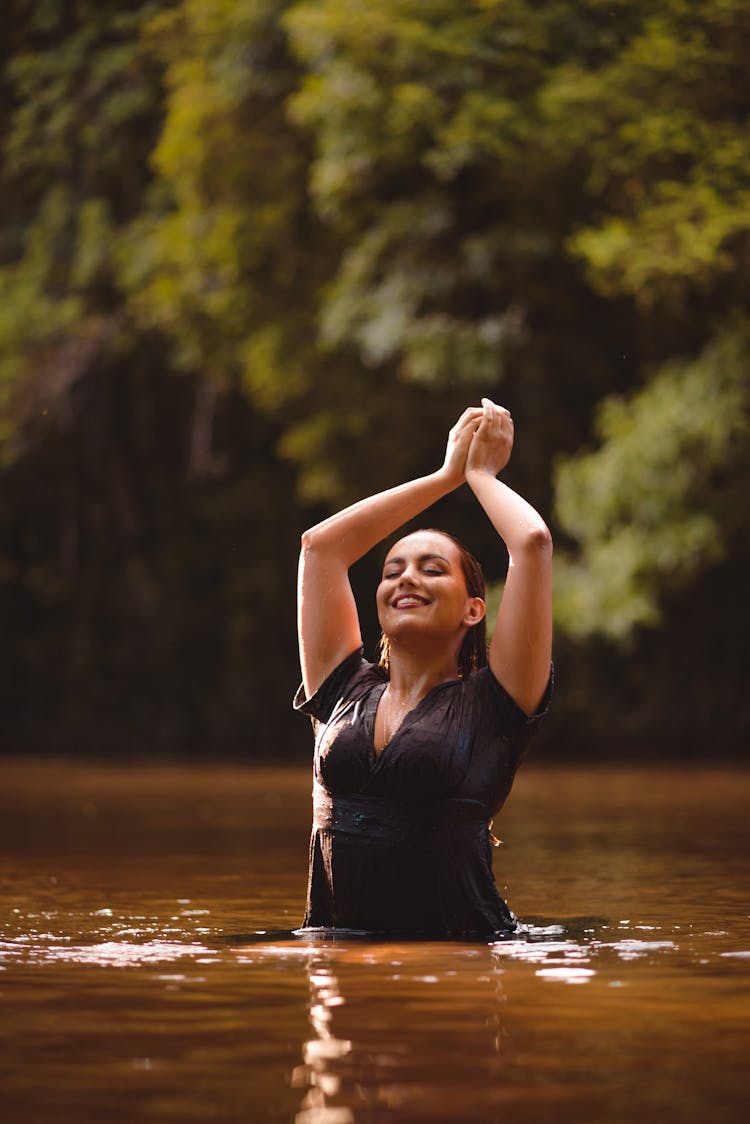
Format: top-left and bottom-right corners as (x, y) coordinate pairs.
(1, 0), (748, 753)
(555, 321), (750, 639)
(0, 0), (164, 452)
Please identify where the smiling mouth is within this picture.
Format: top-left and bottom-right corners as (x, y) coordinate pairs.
(391, 595), (429, 609)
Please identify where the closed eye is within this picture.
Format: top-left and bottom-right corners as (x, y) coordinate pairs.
(382, 552), (452, 580)
(383, 566), (446, 579)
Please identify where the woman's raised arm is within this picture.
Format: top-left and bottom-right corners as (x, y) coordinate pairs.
(465, 399), (553, 716)
(297, 408), (483, 699)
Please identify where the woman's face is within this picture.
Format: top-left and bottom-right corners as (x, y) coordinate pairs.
(376, 531), (485, 647)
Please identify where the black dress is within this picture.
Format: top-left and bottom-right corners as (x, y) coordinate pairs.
(294, 648), (552, 937)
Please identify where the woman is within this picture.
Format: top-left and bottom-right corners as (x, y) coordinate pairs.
(294, 399), (553, 936)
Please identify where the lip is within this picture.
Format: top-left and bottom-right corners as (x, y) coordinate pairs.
(391, 595), (429, 609)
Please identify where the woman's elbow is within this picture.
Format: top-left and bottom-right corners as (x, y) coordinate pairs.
(299, 523), (338, 564)
(508, 523), (553, 569)
(300, 523), (327, 554)
(521, 522), (553, 557)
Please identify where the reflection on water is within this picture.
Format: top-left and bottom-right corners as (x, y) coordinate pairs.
(0, 761), (749, 1123)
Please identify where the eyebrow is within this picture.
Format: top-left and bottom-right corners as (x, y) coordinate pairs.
(383, 553), (452, 569)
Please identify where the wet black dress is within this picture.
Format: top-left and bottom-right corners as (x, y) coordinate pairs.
(294, 649), (552, 937)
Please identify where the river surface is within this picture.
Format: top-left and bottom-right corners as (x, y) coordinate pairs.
(1, 760), (748, 1123)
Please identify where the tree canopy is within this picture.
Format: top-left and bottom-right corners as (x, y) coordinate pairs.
(2, 0), (748, 755)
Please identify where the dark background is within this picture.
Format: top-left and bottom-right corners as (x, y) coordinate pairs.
(2, 0), (748, 760)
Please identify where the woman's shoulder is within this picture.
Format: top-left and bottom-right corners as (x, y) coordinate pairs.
(461, 662), (554, 731)
(294, 648), (386, 723)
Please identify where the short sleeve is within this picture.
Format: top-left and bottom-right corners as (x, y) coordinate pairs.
(463, 662), (554, 772)
(293, 647), (374, 724)
(485, 662), (554, 734)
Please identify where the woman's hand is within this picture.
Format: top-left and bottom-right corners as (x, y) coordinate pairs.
(465, 398), (514, 478)
(440, 406), (485, 487)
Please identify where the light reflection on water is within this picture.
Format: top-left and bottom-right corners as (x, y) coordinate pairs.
(0, 761), (749, 1123)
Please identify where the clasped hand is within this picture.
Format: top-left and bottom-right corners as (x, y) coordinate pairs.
(442, 398), (514, 485)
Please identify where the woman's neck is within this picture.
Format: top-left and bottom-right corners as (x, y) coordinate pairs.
(385, 646), (459, 701)
(374, 647), (459, 753)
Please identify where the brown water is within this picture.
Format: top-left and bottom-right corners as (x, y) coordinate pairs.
(1, 761), (748, 1124)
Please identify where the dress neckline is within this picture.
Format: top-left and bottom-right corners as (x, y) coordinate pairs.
(369, 677), (460, 759)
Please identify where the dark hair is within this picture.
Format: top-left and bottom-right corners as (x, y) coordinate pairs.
(378, 529), (488, 679)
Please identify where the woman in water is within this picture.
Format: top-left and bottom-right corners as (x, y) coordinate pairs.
(294, 398), (553, 936)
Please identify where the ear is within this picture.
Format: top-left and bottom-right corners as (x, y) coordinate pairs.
(463, 596), (486, 627)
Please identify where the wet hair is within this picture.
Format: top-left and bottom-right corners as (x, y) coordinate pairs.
(378, 529), (488, 679)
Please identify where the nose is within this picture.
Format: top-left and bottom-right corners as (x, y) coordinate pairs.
(397, 563), (419, 586)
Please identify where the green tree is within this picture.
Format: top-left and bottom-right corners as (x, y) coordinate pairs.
(0, 0), (166, 453)
(555, 321), (750, 639)
(0, 1), (305, 751)
(541, 1), (750, 640)
(3, 0), (749, 752)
